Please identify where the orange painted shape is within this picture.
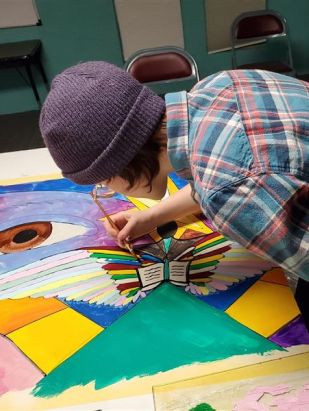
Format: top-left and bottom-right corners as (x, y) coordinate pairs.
(0, 297), (67, 334)
(260, 268), (289, 286)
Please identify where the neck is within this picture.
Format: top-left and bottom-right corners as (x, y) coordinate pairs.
(159, 124), (174, 176)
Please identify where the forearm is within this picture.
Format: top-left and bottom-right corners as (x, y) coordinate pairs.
(149, 184), (201, 226)
(114, 184), (202, 244)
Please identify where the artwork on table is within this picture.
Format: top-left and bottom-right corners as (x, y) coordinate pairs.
(153, 356), (309, 410)
(0, 172), (308, 409)
(233, 380), (309, 411)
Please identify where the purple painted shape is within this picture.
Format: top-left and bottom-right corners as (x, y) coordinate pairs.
(132, 234), (156, 246)
(0, 191), (134, 274)
(269, 316), (309, 348)
(196, 213), (215, 231)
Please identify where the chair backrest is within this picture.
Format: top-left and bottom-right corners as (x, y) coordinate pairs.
(124, 46), (199, 86)
(231, 10), (293, 70)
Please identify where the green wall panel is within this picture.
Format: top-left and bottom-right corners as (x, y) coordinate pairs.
(0, 0), (308, 114)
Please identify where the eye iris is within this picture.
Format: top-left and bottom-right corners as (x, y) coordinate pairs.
(13, 229), (38, 244)
(0, 222), (52, 254)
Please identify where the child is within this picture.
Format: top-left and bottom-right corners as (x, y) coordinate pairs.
(40, 61), (309, 288)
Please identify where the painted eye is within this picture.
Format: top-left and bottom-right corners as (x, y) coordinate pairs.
(0, 221), (87, 254)
(0, 222), (52, 253)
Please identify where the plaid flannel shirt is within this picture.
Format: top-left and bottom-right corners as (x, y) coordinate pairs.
(166, 70), (309, 281)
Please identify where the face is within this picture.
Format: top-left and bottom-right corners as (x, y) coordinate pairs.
(102, 139), (174, 200)
(102, 137), (174, 200)
(102, 172), (168, 200)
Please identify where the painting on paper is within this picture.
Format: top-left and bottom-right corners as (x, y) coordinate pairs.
(0, 172), (308, 409)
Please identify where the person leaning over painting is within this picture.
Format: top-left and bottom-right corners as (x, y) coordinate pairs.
(39, 61), (309, 327)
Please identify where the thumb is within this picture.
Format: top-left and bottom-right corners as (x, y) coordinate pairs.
(117, 219), (135, 244)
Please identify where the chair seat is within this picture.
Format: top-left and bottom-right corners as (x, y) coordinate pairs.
(128, 52), (192, 83)
(238, 60), (293, 74)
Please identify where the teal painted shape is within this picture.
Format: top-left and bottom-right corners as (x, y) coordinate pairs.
(163, 238), (172, 280)
(163, 237), (172, 252)
(33, 283), (283, 398)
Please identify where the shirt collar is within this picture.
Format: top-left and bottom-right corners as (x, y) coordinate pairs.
(165, 91), (193, 181)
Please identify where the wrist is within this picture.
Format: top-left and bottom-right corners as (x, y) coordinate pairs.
(146, 203), (169, 227)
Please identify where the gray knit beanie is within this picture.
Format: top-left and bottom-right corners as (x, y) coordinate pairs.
(40, 61), (165, 185)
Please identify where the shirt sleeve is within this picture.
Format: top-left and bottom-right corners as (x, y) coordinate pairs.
(203, 172), (309, 281)
(190, 182), (199, 204)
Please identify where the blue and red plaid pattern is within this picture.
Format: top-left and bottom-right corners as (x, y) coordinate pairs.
(166, 70), (309, 280)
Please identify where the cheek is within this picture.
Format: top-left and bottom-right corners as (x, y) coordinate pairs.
(124, 186), (151, 198)
(142, 178), (167, 200)
(103, 176), (167, 200)
(105, 181), (144, 198)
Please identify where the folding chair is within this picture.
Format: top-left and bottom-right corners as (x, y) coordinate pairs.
(231, 10), (295, 76)
(124, 46), (199, 88)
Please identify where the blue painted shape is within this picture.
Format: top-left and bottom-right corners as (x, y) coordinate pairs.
(169, 172), (188, 189)
(0, 178), (130, 203)
(197, 275), (262, 311)
(61, 298), (132, 328)
(113, 193), (130, 202)
(104, 259), (141, 266)
(140, 254), (162, 263)
(0, 178), (94, 194)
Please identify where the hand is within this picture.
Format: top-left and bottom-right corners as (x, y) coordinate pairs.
(104, 185), (201, 248)
(104, 209), (157, 248)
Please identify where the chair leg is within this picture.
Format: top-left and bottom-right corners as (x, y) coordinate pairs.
(295, 278), (309, 331)
(34, 57), (49, 91)
(25, 63), (41, 109)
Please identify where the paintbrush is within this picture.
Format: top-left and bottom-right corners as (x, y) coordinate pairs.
(89, 191), (142, 263)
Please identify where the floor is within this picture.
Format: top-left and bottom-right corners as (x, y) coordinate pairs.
(0, 110), (44, 153)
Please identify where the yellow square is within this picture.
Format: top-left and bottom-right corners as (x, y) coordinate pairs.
(7, 307), (103, 374)
(226, 281), (300, 338)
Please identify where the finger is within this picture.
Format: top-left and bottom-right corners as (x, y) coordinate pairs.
(117, 221), (135, 244)
(109, 213), (130, 230)
(103, 221), (118, 238)
(116, 234), (131, 249)
(117, 239), (127, 249)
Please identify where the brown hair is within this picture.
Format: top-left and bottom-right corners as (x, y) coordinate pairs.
(113, 114), (167, 191)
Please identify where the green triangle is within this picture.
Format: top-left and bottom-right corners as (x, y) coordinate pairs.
(33, 283), (283, 398)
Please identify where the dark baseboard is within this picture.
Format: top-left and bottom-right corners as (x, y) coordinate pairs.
(0, 110), (45, 153)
